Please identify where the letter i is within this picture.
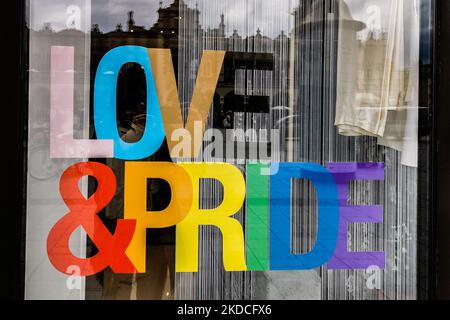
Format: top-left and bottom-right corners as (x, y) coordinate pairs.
(245, 163), (270, 271)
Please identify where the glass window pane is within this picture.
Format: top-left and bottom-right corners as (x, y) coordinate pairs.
(25, 0), (434, 300)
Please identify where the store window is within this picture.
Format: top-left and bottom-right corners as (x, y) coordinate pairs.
(25, 0), (434, 300)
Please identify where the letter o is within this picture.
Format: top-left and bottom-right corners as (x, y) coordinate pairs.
(94, 45), (165, 160)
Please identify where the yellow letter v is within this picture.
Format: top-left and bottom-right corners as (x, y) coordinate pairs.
(148, 48), (225, 159)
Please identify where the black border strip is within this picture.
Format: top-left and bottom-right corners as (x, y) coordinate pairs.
(418, 0), (438, 300)
(435, 0), (450, 299)
(3, 0), (27, 300)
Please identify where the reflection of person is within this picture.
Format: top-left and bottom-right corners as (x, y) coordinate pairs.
(223, 111), (233, 129)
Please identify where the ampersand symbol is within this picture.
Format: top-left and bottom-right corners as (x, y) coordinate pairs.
(47, 162), (137, 276)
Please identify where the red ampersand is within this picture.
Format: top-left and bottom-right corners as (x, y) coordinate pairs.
(47, 162), (137, 276)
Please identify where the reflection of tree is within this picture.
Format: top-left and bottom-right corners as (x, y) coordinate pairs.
(40, 22), (54, 32)
(115, 23), (123, 32)
(92, 24), (101, 34)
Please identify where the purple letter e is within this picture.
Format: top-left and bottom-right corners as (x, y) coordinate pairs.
(327, 163), (385, 270)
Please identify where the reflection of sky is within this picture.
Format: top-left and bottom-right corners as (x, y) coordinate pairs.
(30, 0), (298, 37)
(345, 0), (432, 65)
(31, 0), (393, 35)
(30, 0), (90, 31)
(29, 0), (174, 32)
(344, 0), (391, 33)
(91, 0), (174, 32)
(29, 0), (433, 63)
(344, 0), (419, 34)
(185, 0), (297, 38)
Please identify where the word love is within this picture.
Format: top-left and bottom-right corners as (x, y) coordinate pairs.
(47, 161), (386, 276)
(50, 45), (224, 160)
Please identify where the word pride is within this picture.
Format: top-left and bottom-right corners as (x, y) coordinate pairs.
(47, 45), (386, 276)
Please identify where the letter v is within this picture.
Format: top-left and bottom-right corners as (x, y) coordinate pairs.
(148, 48), (225, 159)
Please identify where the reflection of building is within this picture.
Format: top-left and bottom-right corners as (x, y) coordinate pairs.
(89, 0), (284, 125)
(29, 0), (287, 139)
(91, 0), (200, 69)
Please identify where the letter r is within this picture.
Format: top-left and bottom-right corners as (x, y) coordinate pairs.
(176, 163), (247, 272)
